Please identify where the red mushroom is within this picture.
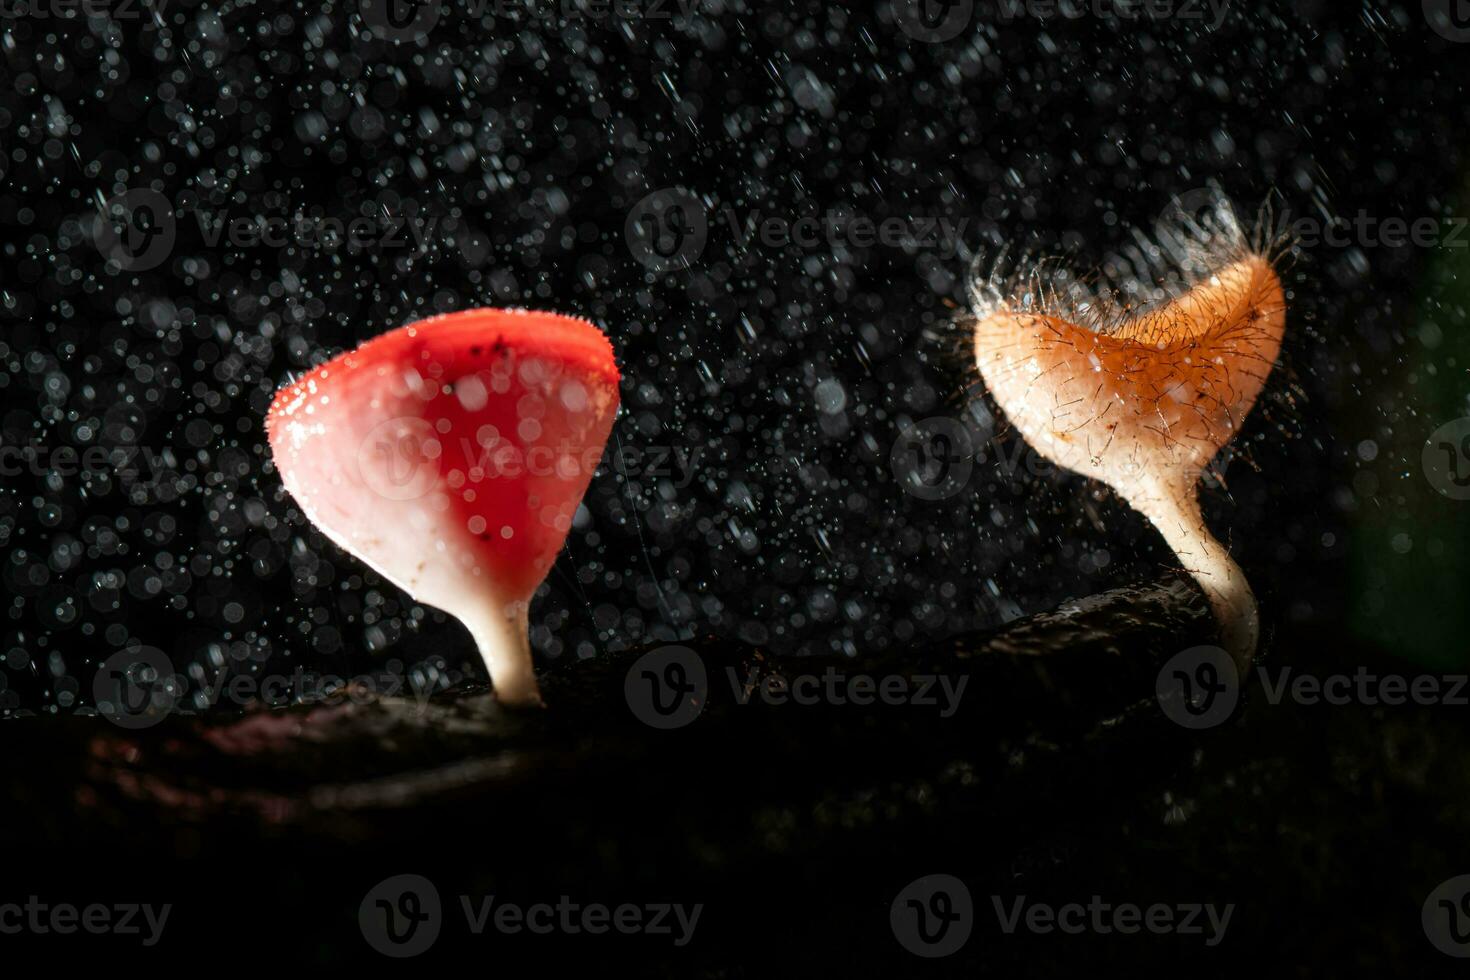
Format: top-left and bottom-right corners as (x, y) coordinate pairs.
(266, 309), (621, 707)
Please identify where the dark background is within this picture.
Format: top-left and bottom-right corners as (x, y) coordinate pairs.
(2, 0), (1470, 973)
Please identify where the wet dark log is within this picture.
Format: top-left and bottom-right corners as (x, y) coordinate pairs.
(67, 574), (1217, 823)
(8, 579), (1467, 976)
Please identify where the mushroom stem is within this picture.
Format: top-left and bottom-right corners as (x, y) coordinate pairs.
(462, 598), (542, 708)
(1126, 478), (1258, 673)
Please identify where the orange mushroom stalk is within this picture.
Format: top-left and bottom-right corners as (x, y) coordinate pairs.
(267, 309), (621, 707)
(969, 203), (1287, 671)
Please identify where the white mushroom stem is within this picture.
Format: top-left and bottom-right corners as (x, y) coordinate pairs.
(461, 597), (542, 708)
(1126, 477), (1259, 674)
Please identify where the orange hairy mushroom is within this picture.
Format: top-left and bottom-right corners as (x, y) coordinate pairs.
(970, 205), (1287, 670)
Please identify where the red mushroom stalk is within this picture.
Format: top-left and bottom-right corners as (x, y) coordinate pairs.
(266, 309), (621, 707)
